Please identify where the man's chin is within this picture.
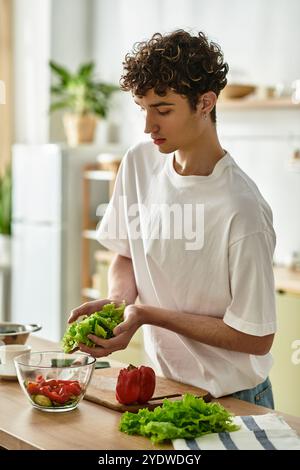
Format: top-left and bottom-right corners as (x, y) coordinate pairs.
(157, 145), (176, 154)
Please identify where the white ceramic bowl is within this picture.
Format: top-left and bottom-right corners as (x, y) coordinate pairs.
(0, 344), (31, 380)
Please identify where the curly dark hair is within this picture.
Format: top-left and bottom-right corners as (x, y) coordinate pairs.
(120, 30), (228, 123)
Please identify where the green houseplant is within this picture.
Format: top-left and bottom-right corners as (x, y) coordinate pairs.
(0, 166), (12, 266)
(49, 61), (118, 146)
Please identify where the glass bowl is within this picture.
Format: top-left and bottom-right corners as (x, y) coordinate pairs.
(14, 351), (96, 412)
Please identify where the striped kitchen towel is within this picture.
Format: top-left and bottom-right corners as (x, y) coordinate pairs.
(173, 414), (300, 450)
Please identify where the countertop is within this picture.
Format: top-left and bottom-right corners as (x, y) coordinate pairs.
(1, 336), (300, 450)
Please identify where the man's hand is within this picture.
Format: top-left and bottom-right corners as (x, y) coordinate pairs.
(68, 298), (122, 324)
(78, 305), (142, 358)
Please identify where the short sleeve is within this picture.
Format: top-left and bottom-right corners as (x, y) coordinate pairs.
(96, 156), (131, 258)
(223, 231), (277, 336)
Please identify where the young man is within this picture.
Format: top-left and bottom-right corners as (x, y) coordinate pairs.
(69, 30), (276, 407)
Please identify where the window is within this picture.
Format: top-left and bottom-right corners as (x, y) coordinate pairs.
(0, 0), (12, 173)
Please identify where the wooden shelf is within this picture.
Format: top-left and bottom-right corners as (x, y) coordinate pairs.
(218, 98), (300, 110)
(81, 287), (101, 300)
(82, 229), (98, 240)
(84, 169), (115, 181)
(94, 250), (115, 263)
(81, 160), (120, 301)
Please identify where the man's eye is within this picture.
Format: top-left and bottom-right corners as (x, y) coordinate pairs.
(157, 110), (171, 116)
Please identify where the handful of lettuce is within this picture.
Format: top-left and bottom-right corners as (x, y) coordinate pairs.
(119, 393), (239, 443)
(62, 302), (125, 353)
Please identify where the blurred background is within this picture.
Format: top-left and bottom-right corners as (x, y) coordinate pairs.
(0, 0), (300, 415)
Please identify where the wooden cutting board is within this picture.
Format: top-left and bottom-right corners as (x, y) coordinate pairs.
(84, 367), (211, 412)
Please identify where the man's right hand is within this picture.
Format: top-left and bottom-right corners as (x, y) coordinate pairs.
(68, 298), (124, 324)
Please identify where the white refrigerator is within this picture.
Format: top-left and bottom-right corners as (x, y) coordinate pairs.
(11, 143), (105, 341)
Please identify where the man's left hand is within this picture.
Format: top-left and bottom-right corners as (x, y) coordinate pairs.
(78, 305), (142, 358)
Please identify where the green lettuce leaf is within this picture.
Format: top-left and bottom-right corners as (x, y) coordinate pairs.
(119, 393), (239, 443)
(62, 302), (125, 353)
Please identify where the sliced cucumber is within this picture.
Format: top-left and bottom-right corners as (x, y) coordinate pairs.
(34, 394), (52, 407)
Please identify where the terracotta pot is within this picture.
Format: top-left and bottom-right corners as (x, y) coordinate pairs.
(63, 113), (98, 147)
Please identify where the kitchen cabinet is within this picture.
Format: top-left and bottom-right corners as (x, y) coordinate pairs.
(269, 292), (300, 417)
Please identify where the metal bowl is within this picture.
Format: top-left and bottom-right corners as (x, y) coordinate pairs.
(0, 322), (42, 345)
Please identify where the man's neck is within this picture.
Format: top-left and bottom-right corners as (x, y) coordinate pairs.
(174, 127), (225, 176)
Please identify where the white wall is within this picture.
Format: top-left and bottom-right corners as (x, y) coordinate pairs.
(91, 0), (300, 145)
(49, 0), (93, 142)
(13, 0), (51, 143)
(12, 0), (300, 262)
(15, 0), (300, 146)
(91, 0), (300, 263)
(13, 0), (93, 143)
(50, 0), (92, 70)
(218, 110), (300, 264)
(92, 0), (300, 86)
(13, 0), (300, 144)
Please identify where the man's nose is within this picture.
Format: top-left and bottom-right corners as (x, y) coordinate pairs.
(144, 113), (159, 134)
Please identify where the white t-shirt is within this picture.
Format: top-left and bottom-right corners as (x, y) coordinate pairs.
(97, 141), (277, 397)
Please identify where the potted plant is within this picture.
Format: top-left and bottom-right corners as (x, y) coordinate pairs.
(0, 165), (12, 267)
(49, 61), (118, 146)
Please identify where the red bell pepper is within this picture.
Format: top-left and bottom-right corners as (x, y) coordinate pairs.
(115, 364), (156, 405)
(138, 366), (156, 403)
